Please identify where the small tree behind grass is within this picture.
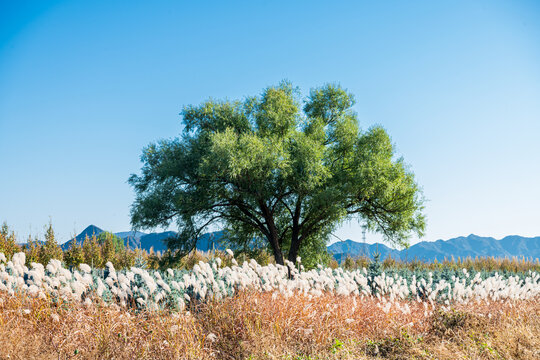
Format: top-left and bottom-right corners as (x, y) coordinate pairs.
(116, 247), (137, 269)
(342, 255), (356, 271)
(97, 232), (125, 252)
(133, 249), (149, 269)
(355, 256), (370, 269)
(23, 235), (41, 265)
(145, 250), (162, 270)
(82, 234), (103, 268)
(100, 233), (116, 265)
(0, 223), (20, 259)
(64, 237), (84, 268)
(40, 221), (63, 265)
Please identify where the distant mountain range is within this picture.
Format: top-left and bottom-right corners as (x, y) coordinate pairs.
(60, 225), (540, 262)
(60, 225), (225, 253)
(328, 234), (540, 262)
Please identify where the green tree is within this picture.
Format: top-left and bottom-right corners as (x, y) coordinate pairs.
(129, 82), (425, 266)
(117, 247), (136, 269)
(40, 221), (63, 265)
(342, 255), (356, 271)
(133, 248), (148, 269)
(24, 235), (42, 265)
(65, 237), (84, 268)
(97, 232), (125, 253)
(82, 234), (103, 268)
(0, 222), (21, 259)
(100, 232), (117, 265)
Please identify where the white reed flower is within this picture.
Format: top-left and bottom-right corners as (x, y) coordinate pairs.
(79, 264), (91, 273)
(46, 262), (58, 275)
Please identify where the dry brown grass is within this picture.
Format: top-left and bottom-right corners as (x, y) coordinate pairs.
(0, 293), (207, 360)
(1, 291), (539, 360)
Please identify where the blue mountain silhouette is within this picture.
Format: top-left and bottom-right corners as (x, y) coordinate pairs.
(62, 227), (540, 261)
(328, 234), (540, 262)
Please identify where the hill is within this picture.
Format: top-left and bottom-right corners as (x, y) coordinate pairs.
(62, 227), (540, 262)
(114, 231), (147, 248)
(60, 225), (104, 250)
(61, 226), (226, 254)
(328, 234), (540, 262)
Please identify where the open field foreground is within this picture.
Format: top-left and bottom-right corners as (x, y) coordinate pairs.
(1, 291), (539, 359)
(1, 252), (540, 359)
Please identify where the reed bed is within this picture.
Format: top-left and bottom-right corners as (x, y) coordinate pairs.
(1, 290), (539, 359)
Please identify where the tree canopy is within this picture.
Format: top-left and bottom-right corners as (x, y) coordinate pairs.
(129, 82), (425, 266)
(97, 232), (125, 253)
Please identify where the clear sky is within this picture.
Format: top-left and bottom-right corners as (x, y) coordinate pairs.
(1, 0), (539, 245)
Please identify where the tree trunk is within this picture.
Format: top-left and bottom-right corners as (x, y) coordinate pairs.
(287, 196), (302, 265)
(259, 201), (285, 265)
(268, 231), (284, 265)
(287, 227), (301, 265)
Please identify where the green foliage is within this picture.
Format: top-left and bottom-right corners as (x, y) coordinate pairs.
(100, 233), (117, 264)
(355, 256), (370, 269)
(368, 252), (383, 293)
(133, 249), (148, 269)
(129, 82), (425, 266)
(64, 237), (84, 268)
(82, 234), (103, 268)
(330, 339), (344, 354)
(24, 235), (42, 265)
(0, 222), (20, 258)
(40, 221), (63, 265)
(97, 232), (125, 253)
(114, 243), (136, 269)
(342, 255), (356, 271)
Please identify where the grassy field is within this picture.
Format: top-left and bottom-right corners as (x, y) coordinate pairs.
(2, 223), (540, 359)
(1, 290), (539, 360)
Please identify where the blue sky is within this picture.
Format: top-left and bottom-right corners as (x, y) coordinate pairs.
(1, 0), (539, 245)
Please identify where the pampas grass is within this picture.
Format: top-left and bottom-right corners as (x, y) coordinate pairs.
(1, 290), (539, 359)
